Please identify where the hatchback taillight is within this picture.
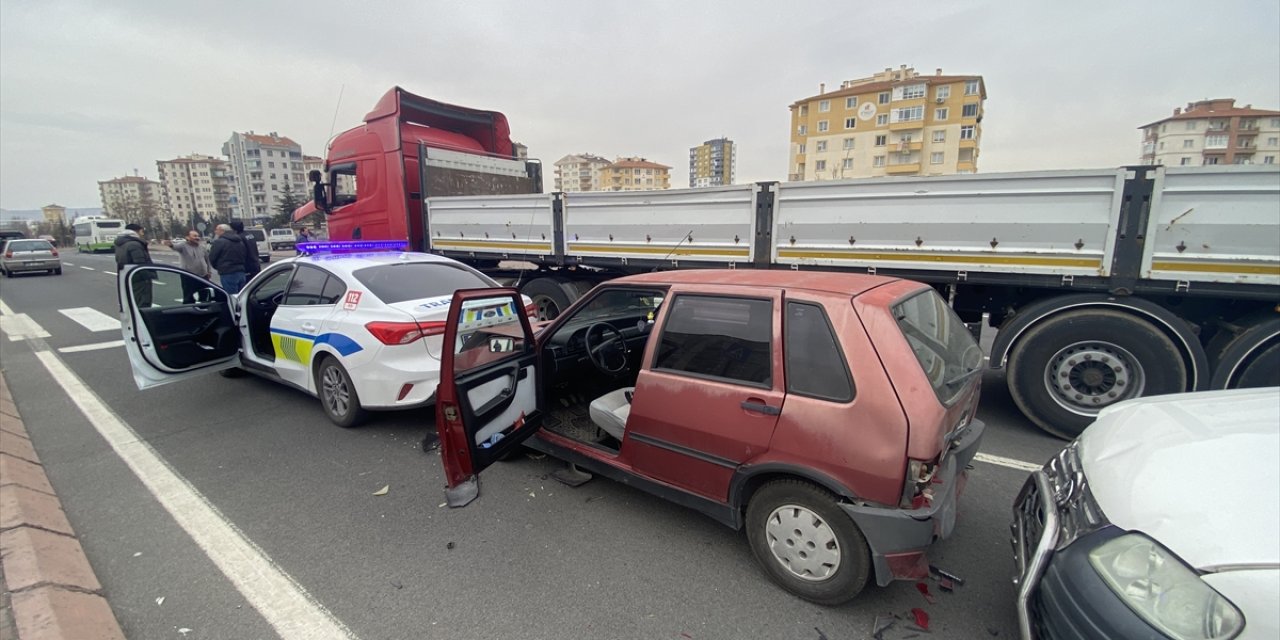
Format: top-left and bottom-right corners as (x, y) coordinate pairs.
(50, 248), (59, 257)
(365, 320), (448, 345)
(3, 251), (10, 259)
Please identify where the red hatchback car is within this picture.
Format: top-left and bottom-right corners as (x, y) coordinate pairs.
(435, 270), (985, 604)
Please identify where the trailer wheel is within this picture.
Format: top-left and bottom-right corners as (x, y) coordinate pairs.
(520, 278), (587, 321)
(1007, 309), (1187, 439)
(1209, 317), (1280, 390)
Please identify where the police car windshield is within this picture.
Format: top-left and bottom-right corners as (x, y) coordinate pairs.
(352, 262), (496, 304)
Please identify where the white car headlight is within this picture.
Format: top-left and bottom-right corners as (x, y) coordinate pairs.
(1089, 533), (1244, 639)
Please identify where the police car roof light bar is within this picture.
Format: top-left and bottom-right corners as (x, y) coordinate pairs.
(297, 240), (410, 255)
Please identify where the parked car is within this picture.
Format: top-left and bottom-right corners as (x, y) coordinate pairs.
(432, 270), (986, 605)
(1011, 387), (1280, 640)
(268, 228), (296, 251)
(116, 245), (527, 426)
(1, 238), (61, 276)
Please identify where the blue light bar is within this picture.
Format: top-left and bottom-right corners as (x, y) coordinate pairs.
(297, 240), (410, 254)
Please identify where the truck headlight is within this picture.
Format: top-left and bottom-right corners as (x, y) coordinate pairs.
(1088, 533), (1243, 639)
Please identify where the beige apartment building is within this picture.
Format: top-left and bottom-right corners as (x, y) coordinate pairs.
(689, 138), (736, 187)
(553, 154), (612, 192)
(157, 154), (232, 228)
(788, 65), (986, 180)
(98, 176), (166, 222)
(599, 157), (671, 191)
(222, 131), (306, 221)
(1140, 99), (1280, 166)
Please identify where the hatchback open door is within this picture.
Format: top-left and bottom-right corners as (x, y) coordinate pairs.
(118, 265), (241, 389)
(436, 289), (542, 507)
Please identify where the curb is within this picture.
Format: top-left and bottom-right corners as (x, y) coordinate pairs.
(0, 372), (125, 640)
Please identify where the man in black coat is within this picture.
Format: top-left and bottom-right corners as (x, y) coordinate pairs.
(209, 224), (248, 294)
(114, 223), (155, 307)
(229, 220), (262, 281)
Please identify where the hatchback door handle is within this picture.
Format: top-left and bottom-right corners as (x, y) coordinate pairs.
(301, 322), (318, 333)
(741, 400), (780, 416)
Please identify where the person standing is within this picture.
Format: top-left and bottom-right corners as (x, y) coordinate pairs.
(295, 227), (311, 255)
(165, 230), (213, 303)
(209, 224), (248, 294)
(229, 220), (261, 281)
(114, 223), (155, 307)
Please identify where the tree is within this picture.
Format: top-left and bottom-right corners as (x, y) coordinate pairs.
(268, 184), (307, 229)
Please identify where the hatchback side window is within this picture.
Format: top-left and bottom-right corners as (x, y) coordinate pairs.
(784, 302), (854, 402)
(319, 275), (347, 305)
(282, 265), (332, 306)
(653, 295), (772, 387)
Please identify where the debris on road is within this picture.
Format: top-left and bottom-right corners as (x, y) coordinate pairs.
(929, 564), (964, 585)
(373, 484), (389, 496)
(910, 608), (931, 632)
(814, 627), (830, 640)
(915, 581), (937, 604)
(156, 597), (165, 606)
(871, 615), (896, 640)
(446, 541), (455, 550)
(938, 577), (956, 592)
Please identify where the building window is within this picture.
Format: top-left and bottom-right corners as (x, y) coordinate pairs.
(873, 156), (886, 168)
(931, 152), (944, 165)
(1204, 157), (1220, 165)
(845, 97), (857, 109)
(1264, 156), (1275, 164)
(1186, 121), (1197, 131)
(1268, 137), (1279, 147)
(1183, 139), (1195, 149)
(819, 100), (830, 112)
(818, 120), (829, 132)
(1205, 135), (1228, 149)
(845, 117), (856, 129)
(799, 106), (808, 117)
(797, 143), (806, 154)
(891, 106), (924, 123)
(842, 158), (853, 170)
(816, 140), (827, 152)
(876, 114), (888, 126)
(935, 108), (948, 121)
(962, 103), (979, 118)
(964, 79), (979, 95)
(842, 138), (854, 150)
(798, 124), (807, 136)
(932, 130), (945, 143)
(894, 84), (926, 100)
(815, 160), (827, 172)
(960, 126), (975, 140)
(935, 85), (951, 100)
(875, 135), (888, 147)
(878, 92), (890, 104)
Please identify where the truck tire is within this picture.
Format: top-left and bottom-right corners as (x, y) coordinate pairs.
(745, 480), (871, 606)
(1007, 309), (1187, 439)
(520, 277), (584, 321)
(1209, 317), (1280, 390)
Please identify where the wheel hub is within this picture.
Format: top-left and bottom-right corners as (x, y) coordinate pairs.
(1045, 341), (1145, 415)
(764, 504), (841, 581)
(322, 368), (349, 416)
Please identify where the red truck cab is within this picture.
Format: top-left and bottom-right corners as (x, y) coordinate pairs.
(300, 87), (539, 245)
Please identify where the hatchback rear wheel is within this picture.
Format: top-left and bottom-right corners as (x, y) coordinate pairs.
(745, 480), (871, 605)
(316, 356), (367, 428)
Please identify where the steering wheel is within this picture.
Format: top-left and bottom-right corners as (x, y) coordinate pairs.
(584, 322), (629, 375)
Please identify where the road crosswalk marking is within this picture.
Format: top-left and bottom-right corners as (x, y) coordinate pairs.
(0, 299), (51, 341)
(58, 340), (125, 353)
(59, 307), (121, 332)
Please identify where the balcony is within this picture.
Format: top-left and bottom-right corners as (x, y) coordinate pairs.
(885, 162), (921, 175)
(788, 173), (804, 181)
(894, 141), (923, 152)
(957, 161), (977, 172)
(888, 119), (924, 131)
(959, 137), (979, 148)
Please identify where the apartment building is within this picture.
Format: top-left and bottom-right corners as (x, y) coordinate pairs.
(156, 154), (232, 228)
(41, 204), (67, 224)
(599, 157), (671, 191)
(222, 131), (307, 221)
(553, 154), (612, 192)
(98, 176), (165, 221)
(689, 138), (736, 187)
(1140, 99), (1280, 166)
(788, 65), (986, 180)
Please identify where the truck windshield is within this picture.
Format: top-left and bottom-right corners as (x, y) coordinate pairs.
(352, 262), (496, 304)
(892, 289), (982, 405)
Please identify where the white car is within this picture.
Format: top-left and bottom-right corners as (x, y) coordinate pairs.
(1012, 387), (1280, 640)
(117, 247), (529, 426)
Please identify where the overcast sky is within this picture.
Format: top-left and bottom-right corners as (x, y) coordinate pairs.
(2, 0), (1277, 210)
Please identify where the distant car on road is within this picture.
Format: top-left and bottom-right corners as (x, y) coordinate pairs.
(1, 238), (62, 277)
(268, 228), (296, 251)
(1011, 388), (1280, 640)
(116, 243), (525, 427)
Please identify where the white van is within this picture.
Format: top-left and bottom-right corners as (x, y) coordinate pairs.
(242, 227), (271, 263)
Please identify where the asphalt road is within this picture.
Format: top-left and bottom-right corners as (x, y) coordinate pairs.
(0, 249), (1066, 640)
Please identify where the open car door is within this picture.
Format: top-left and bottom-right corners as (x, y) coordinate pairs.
(436, 289), (542, 507)
(118, 265), (241, 389)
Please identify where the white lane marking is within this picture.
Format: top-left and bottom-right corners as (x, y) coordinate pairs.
(79, 266), (95, 271)
(32, 350), (358, 640)
(64, 262), (76, 266)
(59, 307), (121, 332)
(57, 340), (125, 353)
(975, 452), (1042, 472)
(0, 299), (52, 340)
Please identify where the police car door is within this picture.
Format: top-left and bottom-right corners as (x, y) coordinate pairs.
(118, 265), (240, 388)
(270, 264), (344, 389)
(436, 289), (543, 507)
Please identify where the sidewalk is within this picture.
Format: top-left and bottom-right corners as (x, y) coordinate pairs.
(0, 371), (125, 640)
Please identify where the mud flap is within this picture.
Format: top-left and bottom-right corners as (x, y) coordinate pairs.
(445, 475), (479, 508)
(551, 464), (593, 487)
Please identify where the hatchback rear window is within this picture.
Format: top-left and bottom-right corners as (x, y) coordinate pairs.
(352, 262), (495, 304)
(6, 240), (53, 251)
(892, 289), (982, 405)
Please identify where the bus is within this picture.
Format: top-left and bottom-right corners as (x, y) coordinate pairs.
(73, 218), (126, 253)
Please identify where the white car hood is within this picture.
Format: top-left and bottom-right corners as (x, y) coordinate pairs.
(1078, 388), (1280, 570)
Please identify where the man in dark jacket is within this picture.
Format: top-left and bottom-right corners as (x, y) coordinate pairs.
(209, 224), (248, 294)
(114, 223), (155, 307)
(229, 220), (262, 281)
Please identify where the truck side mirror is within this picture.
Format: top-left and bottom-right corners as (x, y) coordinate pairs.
(309, 170), (329, 213)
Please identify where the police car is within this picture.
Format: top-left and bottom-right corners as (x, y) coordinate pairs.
(116, 241), (531, 427)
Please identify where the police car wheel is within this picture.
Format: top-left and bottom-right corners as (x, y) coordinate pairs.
(317, 356), (367, 428)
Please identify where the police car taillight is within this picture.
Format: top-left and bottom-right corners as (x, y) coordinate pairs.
(365, 320), (447, 345)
